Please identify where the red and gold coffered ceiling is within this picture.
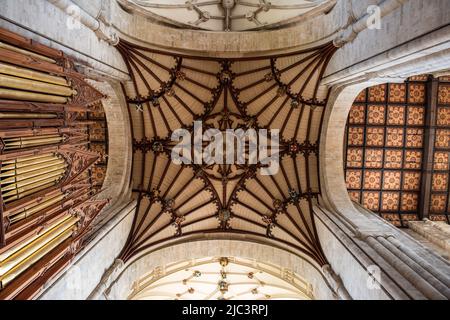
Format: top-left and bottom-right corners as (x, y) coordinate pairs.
(345, 76), (450, 226)
(117, 39), (338, 266)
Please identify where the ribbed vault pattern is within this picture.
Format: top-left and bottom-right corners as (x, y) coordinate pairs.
(117, 39), (337, 266)
(124, 0), (334, 32)
(128, 257), (313, 300)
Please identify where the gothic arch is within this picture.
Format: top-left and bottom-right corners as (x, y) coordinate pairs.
(102, 239), (337, 300)
(319, 83), (375, 221)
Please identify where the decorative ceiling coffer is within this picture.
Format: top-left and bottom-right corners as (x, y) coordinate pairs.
(117, 38), (338, 267)
(345, 76), (450, 225)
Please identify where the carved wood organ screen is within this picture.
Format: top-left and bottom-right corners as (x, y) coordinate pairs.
(0, 28), (109, 299)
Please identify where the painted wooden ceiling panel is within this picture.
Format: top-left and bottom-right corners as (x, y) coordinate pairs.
(118, 39), (336, 267)
(345, 77), (450, 226)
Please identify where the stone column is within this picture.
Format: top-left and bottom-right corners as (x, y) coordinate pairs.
(88, 259), (124, 300)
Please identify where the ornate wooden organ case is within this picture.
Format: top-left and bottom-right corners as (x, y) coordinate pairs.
(0, 28), (108, 299)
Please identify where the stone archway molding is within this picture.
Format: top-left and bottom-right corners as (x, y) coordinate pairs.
(319, 81), (395, 236)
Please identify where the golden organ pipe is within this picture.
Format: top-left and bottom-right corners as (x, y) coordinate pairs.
(0, 74), (75, 96)
(0, 229), (74, 289)
(0, 62), (68, 86)
(0, 226), (76, 288)
(0, 212), (64, 261)
(5, 137), (62, 148)
(4, 136), (63, 149)
(0, 112), (58, 119)
(1, 154), (60, 169)
(1, 163), (67, 184)
(1, 158), (65, 177)
(9, 193), (65, 224)
(6, 137), (62, 144)
(1, 169), (65, 192)
(0, 215), (77, 277)
(6, 135), (61, 141)
(5, 138), (63, 149)
(0, 207), (66, 262)
(2, 216), (77, 267)
(1, 172), (63, 194)
(5, 181), (57, 203)
(3, 179), (62, 203)
(0, 88), (68, 103)
(0, 41), (56, 64)
(2, 153), (55, 165)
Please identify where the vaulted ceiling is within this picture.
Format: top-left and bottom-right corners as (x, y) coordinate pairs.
(123, 0), (334, 31)
(129, 256), (313, 300)
(116, 39), (338, 266)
